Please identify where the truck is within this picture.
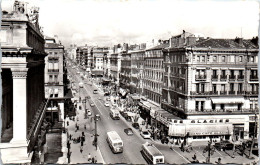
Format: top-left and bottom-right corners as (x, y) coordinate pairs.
(109, 108), (120, 120)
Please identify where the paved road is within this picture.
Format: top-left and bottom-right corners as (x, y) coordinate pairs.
(66, 61), (259, 165)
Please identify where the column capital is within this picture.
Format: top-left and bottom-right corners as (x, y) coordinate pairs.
(11, 68), (28, 78)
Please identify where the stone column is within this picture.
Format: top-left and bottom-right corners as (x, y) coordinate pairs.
(11, 68), (28, 143)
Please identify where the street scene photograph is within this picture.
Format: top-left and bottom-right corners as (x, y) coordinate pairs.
(0, 0), (259, 164)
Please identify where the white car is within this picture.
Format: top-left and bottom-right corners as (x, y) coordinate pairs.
(140, 131), (151, 139)
(87, 110), (92, 116)
(104, 102), (110, 107)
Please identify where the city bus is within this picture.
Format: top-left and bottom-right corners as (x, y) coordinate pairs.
(141, 142), (164, 164)
(93, 89), (98, 94)
(107, 131), (123, 153)
(109, 108), (120, 120)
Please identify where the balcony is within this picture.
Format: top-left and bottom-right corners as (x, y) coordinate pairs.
(220, 75), (227, 81)
(48, 69), (59, 72)
(229, 91), (236, 95)
(245, 91), (259, 95)
(211, 75), (218, 81)
(229, 75), (236, 81)
(220, 91), (227, 95)
(237, 91), (245, 95)
(46, 82), (59, 85)
(195, 75), (206, 81)
(250, 76), (258, 81)
(237, 75), (244, 81)
(190, 91), (210, 95)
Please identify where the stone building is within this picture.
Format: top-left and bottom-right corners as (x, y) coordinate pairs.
(129, 50), (145, 94)
(0, 2), (48, 163)
(162, 31), (259, 142)
(44, 36), (65, 123)
(89, 46), (108, 77)
(143, 40), (169, 104)
(110, 44), (122, 86)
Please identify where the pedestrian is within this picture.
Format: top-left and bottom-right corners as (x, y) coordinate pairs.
(192, 153), (197, 160)
(88, 153), (91, 161)
(75, 123), (78, 128)
(217, 157), (221, 164)
(84, 124), (86, 130)
(69, 134), (72, 140)
(67, 121), (69, 126)
(92, 157), (95, 163)
(81, 140), (83, 146)
(181, 142), (184, 152)
(77, 125), (79, 130)
(80, 146), (83, 153)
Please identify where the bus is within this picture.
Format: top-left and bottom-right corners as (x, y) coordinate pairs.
(141, 142), (164, 164)
(93, 89), (98, 94)
(107, 131), (123, 153)
(109, 108), (120, 120)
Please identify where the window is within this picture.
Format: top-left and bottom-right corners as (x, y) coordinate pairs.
(238, 83), (243, 92)
(213, 70), (217, 77)
(212, 84), (217, 93)
(239, 56), (243, 62)
(202, 56), (205, 62)
(230, 83), (234, 91)
(230, 70), (234, 77)
(196, 84), (199, 93)
(221, 70), (226, 76)
(49, 75), (53, 82)
(195, 101), (199, 111)
(213, 56), (217, 62)
(201, 84), (205, 93)
(222, 56), (226, 62)
(54, 52), (58, 55)
(197, 56), (200, 62)
(201, 101), (204, 111)
(251, 56), (255, 62)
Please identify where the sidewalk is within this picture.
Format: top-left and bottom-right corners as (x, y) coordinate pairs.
(61, 94), (104, 164)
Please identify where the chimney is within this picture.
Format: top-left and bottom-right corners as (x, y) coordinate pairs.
(251, 36), (258, 46)
(235, 37), (243, 46)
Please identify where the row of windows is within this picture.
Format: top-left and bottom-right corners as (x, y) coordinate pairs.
(195, 55), (257, 63)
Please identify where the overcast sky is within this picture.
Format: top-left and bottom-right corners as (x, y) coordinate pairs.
(2, 0), (259, 47)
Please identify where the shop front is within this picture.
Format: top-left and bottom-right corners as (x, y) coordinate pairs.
(169, 122), (233, 143)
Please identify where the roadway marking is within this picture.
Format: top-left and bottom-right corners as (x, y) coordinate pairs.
(171, 148), (191, 164)
(215, 148), (223, 157)
(194, 149), (206, 158)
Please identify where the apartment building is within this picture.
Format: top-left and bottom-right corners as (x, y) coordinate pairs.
(143, 40), (169, 104)
(44, 36), (65, 123)
(162, 32), (259, 142)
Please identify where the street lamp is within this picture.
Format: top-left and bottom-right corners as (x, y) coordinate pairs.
(92, 114), (100, 150)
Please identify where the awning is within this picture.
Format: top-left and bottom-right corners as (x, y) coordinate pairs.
(187, 124), (233, 136)
(211, 97), (244, 104)
(168, 123), (233, 137)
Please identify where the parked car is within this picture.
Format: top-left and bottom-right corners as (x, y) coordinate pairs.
(105, 102), (110, 107)
(132, 123), (140, 129)
(106, 97), (111, 101)
(87, 110), (92, 116)
(90, 102), (95, 107)
(140, 131), (151, 139)
(214, 140), (234, 150)
(124, 128), (134, 136)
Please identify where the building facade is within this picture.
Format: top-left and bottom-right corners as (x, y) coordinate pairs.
(143, 41), (169, 104)
(44, 36), (65, 123)
(129, 50), (145, 95)
(89, 46), (108, 77)
(162, 32), (259, 142)
(0, 3), (48, 163)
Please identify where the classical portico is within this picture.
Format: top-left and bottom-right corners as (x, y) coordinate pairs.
(0, 2), (48, 164)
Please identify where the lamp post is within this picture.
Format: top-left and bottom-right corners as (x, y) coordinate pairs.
(92, 114), (100, 150)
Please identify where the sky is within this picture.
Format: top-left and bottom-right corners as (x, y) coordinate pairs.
(1, 0), (259, 48)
